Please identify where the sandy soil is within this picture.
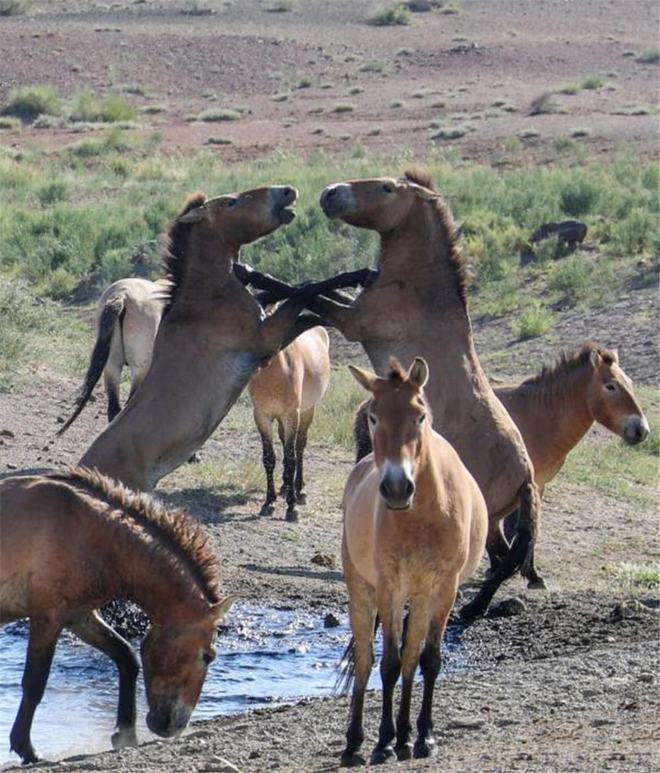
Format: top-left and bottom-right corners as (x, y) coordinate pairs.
(1, 1), (659, 771)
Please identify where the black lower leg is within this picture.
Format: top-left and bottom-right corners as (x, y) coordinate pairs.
(282, 437), (298, 521)
(342, 685), (367, 764)
(294, 427), (308, 503)
(415, 640), (441, 758)
(260, 433), (277, 513)
(10, 632), (58, 764)
(372, 641), (400, 763)
(395, 675), (414, 759)
(107, 390), (121, 422)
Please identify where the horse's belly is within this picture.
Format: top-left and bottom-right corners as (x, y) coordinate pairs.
(0, 573), (28, 624)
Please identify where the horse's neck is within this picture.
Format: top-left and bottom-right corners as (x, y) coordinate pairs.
(378, 202), (468, 324)
(409, 426), (447, 513)
(174, 227), (235, 309)
(525, 365), (595, 458)
(105, 523), (209, 624)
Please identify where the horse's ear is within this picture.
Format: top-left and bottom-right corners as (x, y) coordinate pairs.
(408, 357), (429, 389)
(349, 364), (379, 393)
(211, 595), (238, 621)
(177, 204), (207, 224)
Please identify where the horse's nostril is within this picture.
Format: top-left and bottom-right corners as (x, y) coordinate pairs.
(405, 480), (415, 500)
(282, 186), (294, 198)
(379, 480), (391, 501)
(325, 187), (337, 198)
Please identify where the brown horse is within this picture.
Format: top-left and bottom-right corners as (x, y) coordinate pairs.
(0, 466), (233, 765)
(58, 277), (167, 433)
(248, 325), (330, 522)
(294, 170), (539, 616)
(76, 186), (334, 491)
(495, 342), (649, 490)
(340, 357), (487, 765)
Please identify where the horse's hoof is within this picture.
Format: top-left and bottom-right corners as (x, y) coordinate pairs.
(459, 599), (486, 620)
(395, 742), (413, 761)
(340, 752), (366, 767)
(527, 577), (548, 590)
(369, 745), (396, 765)
(187, 452), (202, 464)
(260, 503), (275, 516)
(296, 492), (307, 505)
(279, 484), (288, 496)
(285, 508), (299, 523)
(111, 728), (138, 750)
(413, 738), (437, 759)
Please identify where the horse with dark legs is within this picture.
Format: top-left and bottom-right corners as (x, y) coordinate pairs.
(76, 186), (357, 491)
(246, 170), (539, 616)
(340, 357), (487, 765)
(0, 467), (232, 765)
(249, 326), (330, 522)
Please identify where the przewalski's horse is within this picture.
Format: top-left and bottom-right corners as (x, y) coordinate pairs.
(58, 277), (167, 433)
(353, 341), (649, 585)
(306, 170), (539, 616)
(340, 358), (487, 765)
(77, 186), (335, 491)
(249, 325), (330, 522)
(0, 466), (233, 765)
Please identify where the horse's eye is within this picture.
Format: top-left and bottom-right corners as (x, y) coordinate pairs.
(604, 383), (617, 392)
(368, 414), (378, 426)
(225, 198), (237, 209)
(417, 413), (426, 425)
(202, 650), (215, 666)
(382, 184), (394, 194)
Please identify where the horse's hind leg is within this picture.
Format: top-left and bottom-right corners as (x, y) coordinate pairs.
(254, 410), (277, 515)
(294, 407), (314, 505)
(103, 334), (124, 422)
(69, 611), (139, 750)
(280, 413), (300, 522)
(10, 619), (61, 764)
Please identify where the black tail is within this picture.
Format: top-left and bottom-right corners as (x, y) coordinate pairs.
(460, 479), (539, 620)
(334, 615), (380, 696)
(57, 295), (125, 436)
(353, 399), (373, 463)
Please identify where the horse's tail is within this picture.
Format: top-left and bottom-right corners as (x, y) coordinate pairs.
(334, 615), (380, 696)
(57, 294), (125, 436)
(461, 479), (540, 620)
(353, 399), (373, 463)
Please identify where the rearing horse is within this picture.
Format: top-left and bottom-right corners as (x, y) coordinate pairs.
(341, 357), (487, 765)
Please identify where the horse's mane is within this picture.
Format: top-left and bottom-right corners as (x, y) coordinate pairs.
(386, 357), (408, 383)
(521, 341), (616, 389)
(402, 168), (468, 307)
(160, 192), (207, 317)
(49, 466), (221, 604)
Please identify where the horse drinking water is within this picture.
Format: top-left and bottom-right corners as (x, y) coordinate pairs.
(0, 467), (232, 765)
(340, 357), (487, 765)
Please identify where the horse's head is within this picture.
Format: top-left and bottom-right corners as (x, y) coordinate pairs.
(349, 357), (431, 510)
(177, 185), (298, 247)
(320, 174), (437, 233)
(586, 348), (649, 445)
(140, 597), (234, 738)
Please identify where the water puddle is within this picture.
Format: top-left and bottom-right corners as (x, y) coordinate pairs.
(0, 603), (468, 766)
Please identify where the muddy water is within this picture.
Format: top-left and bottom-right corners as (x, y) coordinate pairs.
(0, 604), (467, 765)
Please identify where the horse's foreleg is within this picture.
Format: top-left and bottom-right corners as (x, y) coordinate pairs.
(341, 553), (376, 767)
(254, 410), (277, 515)
(69, 611), (140, 751)
(10, 620), (60, 764)
(414, 583), (456, 759)
(395, 598), (430, 760)
(281, 413), (300, 522)
(294, 407), (314, 505)
(372, 587), (404, 765)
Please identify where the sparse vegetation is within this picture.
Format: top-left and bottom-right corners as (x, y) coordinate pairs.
(570, 127), (590, 138)
(549, 256), (594, 304)
(431, 127), (466, 140)
(368, 2), (411, 26)
(70, 91), (137, 123)
(529, 91), (557, 116)
(560, 179), (598, 217)
(0, 0), (30, 15)
(331, 103), (355, 114)
(265, 0), (294, 11)
(359, 60), (387, 73)
(3, 85), (61, 122)
(636, 48), (660, 64)
(615, 563), (660, 589)
(193, 108), (241, 122)
(581, 74), (605, 90)
(515, 304), (554, 340)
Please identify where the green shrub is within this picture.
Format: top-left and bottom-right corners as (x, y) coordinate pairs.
(549, 256), (593, 303)
(581, 74), (605, 90)
(515, 304), (554, 340)
(70, 91), (137, 123)
(528, 91), (556, 115)
(194, 108), (241, 122)
(558, 83), (581, 95)
(0, 0), (30, 15)
(4, 85), (61, 121)
(368, 2), (411, 26)
(359, 60), (387, 73)
(36, 179), (70, 206)
(560, 179), (598, 216)
(637, 48), (660, 64)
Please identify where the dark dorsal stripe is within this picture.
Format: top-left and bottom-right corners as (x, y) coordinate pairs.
(48, 465), (221, 604)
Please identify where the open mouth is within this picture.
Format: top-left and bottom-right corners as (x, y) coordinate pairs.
(276, 205), (296, 224)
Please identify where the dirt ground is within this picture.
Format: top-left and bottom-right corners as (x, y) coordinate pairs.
(0, 0), (658, 164)
(1, 1), (659, 771)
